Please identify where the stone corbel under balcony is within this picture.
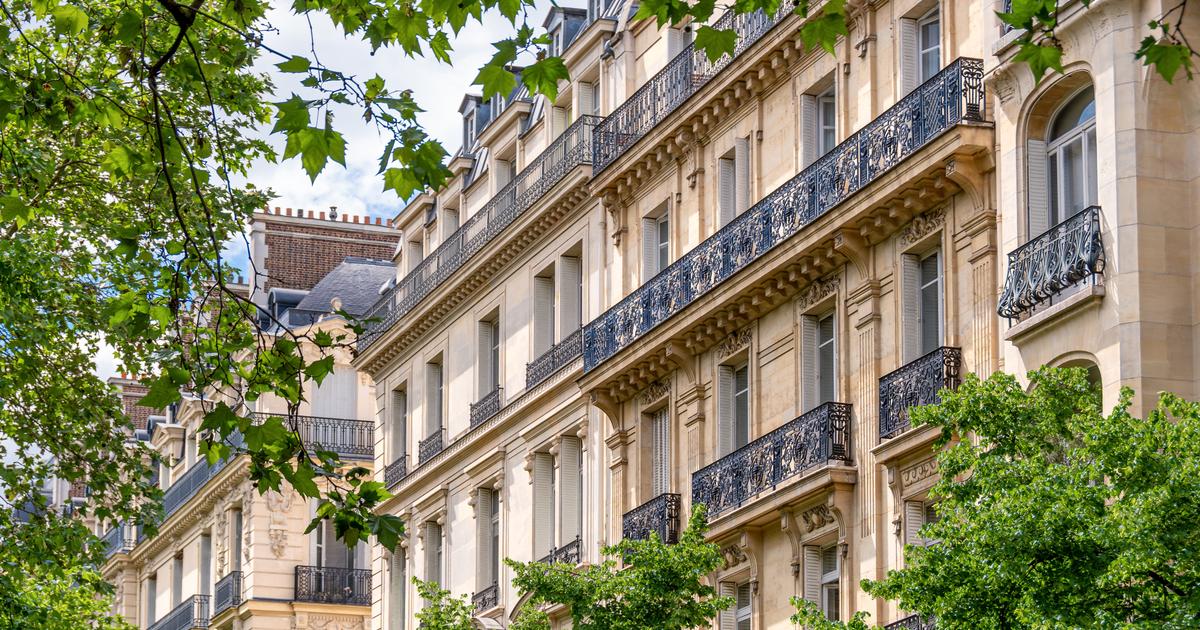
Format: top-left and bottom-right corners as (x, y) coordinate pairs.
(706, 465), (857, 543)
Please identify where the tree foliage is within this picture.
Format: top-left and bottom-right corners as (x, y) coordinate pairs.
(0, 561), (131, 630)
(412, 578), (476, 630)
(792, 367), (1200, 629)
(507, 505), (732, 630)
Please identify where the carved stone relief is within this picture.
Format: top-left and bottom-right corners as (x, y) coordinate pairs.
(900, 206), (946, 246)
(716, 327), (752, 359)
(266, 486), (295, 559)
(796, 277), (839, 311)
(801, 504), (835, 532)
(900, 458), (938, 490)
(638, 380), (670, 406)
(720, 544), (747, 570)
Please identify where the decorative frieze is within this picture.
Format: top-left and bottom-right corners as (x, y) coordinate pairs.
(900, 458), (938, 489)
(800, 503), (835, 532)
(900, 206), (946, 246)
(796, 277), (839, 312)
(638, 380), (671, 406)
(716, 327), (752, 359)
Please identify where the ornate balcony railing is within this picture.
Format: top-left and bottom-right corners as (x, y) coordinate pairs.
(879, 346), (962, 441)
(692, 402), (852, 519)
(418, 430), (444, 465)
(148, 594), (210, 630)
(213, 571), (242, 616)
(469, 388), (503, 428)
(253, 413), (374, 460)
(593, 3), (793, 171)
(384, 454), (408, 488)
(539, 536), (582, 565)
(162, 457), (225, 517)
(358, 116), (600, 352)
(583, 58), (985, 372)
(885, 614), (936, 630)
(473, 583), (499, 612)
(997, 206), (1104, 321)
(622, 493), (681, 543)
(102, 523), (134, 559)
(526, 329), (583, 390)
(294, 566), (371, 606)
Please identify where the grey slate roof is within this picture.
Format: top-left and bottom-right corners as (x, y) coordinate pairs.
(294, 256), (395, 317)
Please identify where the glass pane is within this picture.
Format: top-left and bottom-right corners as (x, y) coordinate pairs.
(1086, 127), (1098, 206)
(824, 585), (840, 620)
(734, 366), (749, 448)
(1050, 86), (1096, 141)
(1064, 136), (1086, 216)
(1048, 153), (1060, 226)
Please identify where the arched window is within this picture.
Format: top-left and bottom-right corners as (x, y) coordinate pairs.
(1028, 85), (1097, 237)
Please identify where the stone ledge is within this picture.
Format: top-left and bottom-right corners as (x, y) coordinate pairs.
(1003, 284), (1105, 344)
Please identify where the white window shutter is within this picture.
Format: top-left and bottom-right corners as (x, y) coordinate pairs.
(389, 548), (407, 630)
(476, 487), (494, 588)
(803, 546), (822, 604)
(667, 27), (684, 59)
(904, 500), (927, 547)
(533, 452), (555, 558)
(1027, 139), (1050, 238)
(477, 321), (494, 396)
(534, 275), (555, 356)
(801, 94), (818, 167)
(735, 137), (751, 214)
(559, 256), (582, 335)
(719, 582), (737, 629)
(425, 364), (442, 436)
(718, 157), (735, 227)
(801, 316), (819, 413)
(901, 254), (922, 364)
(651, 408), (670, 495)
(899, 18), (919, 97)
(717, 365), (735, 456)
(578, 83), (595, 118)
(423, 522), (442, 586)
(559, 436), (582, 545)
(819, 315), (836, 405)
(391, 389), (407, 462)
(552, 106), (567, 137)
(641, 217), (658, 280)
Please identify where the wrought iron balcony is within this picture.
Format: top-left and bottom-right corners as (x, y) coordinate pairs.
(526, 329), (583, 390)
(253, 413), (374, 460)
(885, 614), (936, 630)
(418, 430), (444, 465)
(102, 523), (134, 559)
(879, 347), (962, 441)
(692, 402), (852, 519)
(473, 583), (499, 613)
(539, 536), (582, 565)
(359, 116), (600, 352)
(593, 3), (793, 172)
(213, 571), (242, 616)
(384, 454), (408, 488)
(294, 566), (371, 606)
(162, 458), (225, 517)
(997, 206), (1104, 321)
(148, 594), (210, 630)
(469, 388), (503, 428)
(622, 493), (681, 544)
(583, 58), (985, 373)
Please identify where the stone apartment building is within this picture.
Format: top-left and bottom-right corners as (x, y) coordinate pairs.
(354, 0), (1199, 629)
(100, 209), (397, 630)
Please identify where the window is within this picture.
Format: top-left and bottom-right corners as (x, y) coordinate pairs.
(905, 499), (939, 547)
(718, 138), (751, 226)
(423, 522), (443, 587)
(391, 387), (408, 463)
(407, 239), (423, 273)
(918, 8), (941, 83)
(172, 553), (183, 607)
(817, 313), (836, 404)
(533, 452), (555, 558)
(230, 509), (243, 572)
(817, 88), (836, 156)
(464, 111), (476, 148)
(1036, 86), (1097, 234)
(718, 363), (751, 456)
(902, 250), (943, 362)
(199, 533), (211, 596)
(146, 574), (157, 624)
(649, 408), (670, 496)
(719, 582), (752, 630)
(558, 252), (583, 336)
(820, 546), (840, 620)
(579, 82), (599, 117)
(389, 547), (407, 629)
(552, 106), (568, 137)
(735, 583), (752, 630)
(425, 359), (443, 438)
(477, 318), (500, 396)
(495, 158), (515, 189)
(475, 487), (500, 591)
(533, 267), (556, 357)
(314, 516), (357, 570)
(667, 25), (693, 59)
(641, 207), (670, 280)
(559, 436), (583, 548)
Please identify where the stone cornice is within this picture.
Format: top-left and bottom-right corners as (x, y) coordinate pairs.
(128, 457), (251, 562)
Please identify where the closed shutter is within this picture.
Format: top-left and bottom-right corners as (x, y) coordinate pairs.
(651, 408), (670, 495)
(534, 275), (555, 355)
(735, 137), (750, 214)
(718, 157), (735, 227)
(199, 534), (211, 595)
(559, 256), (582, 335)
(667, 27), (685, 59)
(391, 390), (407, 463)
(641, 217), (659, 280)
(801, 316), (819, 412)
(477, 321), (494, 396)
(389, 548), (407, 630)
(578, 83), (595, 118)
(718, 582), (737, 630)
(552, 107), (568, 137)
(920, 253), (942, 355)
(901, 254), (922, 363)
(899, 18), (919, 96)
(717, 365), (735, 456)
(904, 500), (926, 547)
(1027, 139), (1051, 238)
(559, 436), (582, 545)
(801, 94), (818, 167)
(312, 369), (356, 417)
(736, 583), (752, 630)
(818, 314), (836, 404)
(533, 452), (555, 557)
(803, 546), (822, 604)
(425, 364), (442, 436)
(476, 487), (494, 587)
(423, 522), (441, 586)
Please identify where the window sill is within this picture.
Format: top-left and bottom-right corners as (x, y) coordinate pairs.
(1003, 284), (1105, 344)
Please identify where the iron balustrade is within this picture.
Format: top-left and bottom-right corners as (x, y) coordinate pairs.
(526, 329), (583, 390)
(583, 58), (985, 372)
(294, 566), (372, 606)
(885, 614), (936, 630)
(622, 493), (681, 543)
(593, 3), (793, 172)
(359, 116), (600, 352)
(539, 536), (582, 565)
(473, 583), (499, 612)
(252, 413), (374, 460)
(384, 454), (408, 488)
(102, 523), (134, 559)
(213, 572), (242, 616)
(692, 402), (852, 519)
(469, 388), (503, 428)
(162, 457), (225, 517)
(148, 595), (210, 630)
(878, 346), (962, 440)
(997, 206), (1104, 321)
(418, 430), (445, 465)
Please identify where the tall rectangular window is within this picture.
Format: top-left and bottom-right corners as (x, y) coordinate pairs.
(918, 9), (941, 82)
(391, 387), (408, 463)
(477, 318), (500, 396)
(407, 240), (423, 273)
(475, 487), (500, 591)
(817, 89), (836, 156)
(578, 82), (598, 118)
(734, 365), (750, 449)
(532, 452), (555, 558)
(718, 364), (751, 456)
(230, 509), (243, 572)
(199, 533), (211, 596)
(389, 548), (407, 629)
(650, 408), (670, 496)
(559, 436), (582, 547)
(533, 268), (556, 357)
(558, 252), (583, 336)
(146, 574), (157, 624)
(735, 582), (752, 630)
(821, 546), (840, 620)
(172, 553), (183, 607)
(423, 522), (443, 588)
(641, 209), (670, 280)
(717, 139), (751, 227)
(919, 252), (943, 356)
(425, 359), (443, 438)
(818, 314), (836, 404)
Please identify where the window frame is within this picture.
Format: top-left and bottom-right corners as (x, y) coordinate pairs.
(918, 249), (944, 356)
(1046, 88), (1098, 226)
(817, 88), (836, 156)
(916, 7), (941, 83)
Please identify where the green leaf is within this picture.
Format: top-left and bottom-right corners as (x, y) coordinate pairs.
(303, 355), (335, 385)
(693, 26), (737, 63)
(520, 57), (569, 101)
(290, 461), (321, 497)
(1135, 37), (1194, 84)
(373, 514), (406, 551)
(138, 374), (182, 409)
(1014, 41), (1064, 83)
(101, 146), (135, 179)
(51, 4), (88, 35)
(282, 126), (347, 180)
(799, 8), (848, 55)
(276, 56), (312, 73)
(497, 0), (522, 21)
(201, 403), (240, 436)
(271, 95), (311, 134)
(429, 31), (453, 64)
(0, 194), (34, 227)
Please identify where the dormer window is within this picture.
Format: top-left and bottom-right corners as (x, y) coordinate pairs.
(491, 93), (505, 120)
(463, 112), (476, 148)
(552, 27), (564, 56)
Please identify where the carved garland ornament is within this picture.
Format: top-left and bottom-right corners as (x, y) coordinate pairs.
(721, 544), (747, 570)
(900, 207), (946, 246)
(716, 327), (752, 359)
(900, 458), (938, 489)
(800, 504), (835, 532)
(638, 380), (671, 406)
(796, 277), (839, 311)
